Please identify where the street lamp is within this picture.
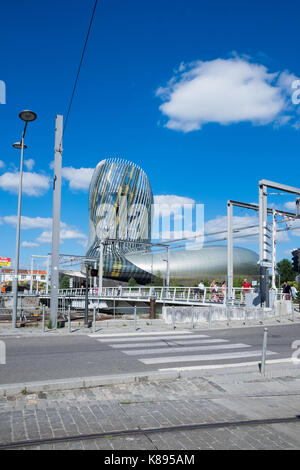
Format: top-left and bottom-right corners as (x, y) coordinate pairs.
(12, 110), (37, 328)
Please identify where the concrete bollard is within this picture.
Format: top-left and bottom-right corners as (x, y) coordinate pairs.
(260, 328), (268, 376)
(172, 307), (176, 330)
(68, 306), (71, 333)
(227, 307), (231, 327)
(279, 301), (282, 323)
(93, 307), (96, 333)
(134, 306), (137, 331)
(42, 305), (45, 333)
(208, 310), (212, 329)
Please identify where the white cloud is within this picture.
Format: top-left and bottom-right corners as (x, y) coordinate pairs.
(0, 171), (50, 196)
(154, 195), (195, 206)
(37, 226), (87, 244)
(156, 56), (299, 132)
(0, 160), (5, 169)
(4, 215), (52, 229)
(153, 195), (195, 217)
(284, 201), (296, 211)
(77, 239), (88, 248)
(21, 241), (39, 248)
(62, 166), (94, 191)
(24, 159), (35, 171)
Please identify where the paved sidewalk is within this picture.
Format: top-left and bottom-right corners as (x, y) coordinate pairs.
(1, 362), (300, 450)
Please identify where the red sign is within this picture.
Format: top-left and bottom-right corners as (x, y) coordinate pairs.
(0, 257), (11, 267)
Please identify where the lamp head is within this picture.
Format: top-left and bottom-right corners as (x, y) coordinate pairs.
(12, 142), (28, 149)
(19, 110), (37, 122)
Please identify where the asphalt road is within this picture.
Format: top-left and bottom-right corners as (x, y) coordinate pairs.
(0, 324), (299, 385)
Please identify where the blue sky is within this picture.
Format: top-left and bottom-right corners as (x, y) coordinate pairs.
(1, 0), (300, 270)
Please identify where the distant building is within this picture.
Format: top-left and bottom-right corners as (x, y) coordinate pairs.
(1, 269), (47, 284)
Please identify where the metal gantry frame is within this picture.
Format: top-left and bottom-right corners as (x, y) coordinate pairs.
(227, 199), (296, 303)
(258, 180), (300, 306)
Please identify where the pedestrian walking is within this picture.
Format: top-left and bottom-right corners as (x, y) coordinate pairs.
(282, 281), (292, 300)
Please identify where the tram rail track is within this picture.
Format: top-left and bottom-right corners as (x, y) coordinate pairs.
(1, 415), (300, 449)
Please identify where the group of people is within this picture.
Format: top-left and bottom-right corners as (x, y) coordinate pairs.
(195, 280), (227, 303)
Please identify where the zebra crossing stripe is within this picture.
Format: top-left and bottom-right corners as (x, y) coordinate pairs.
(122, 343), (251, 356)
(88, 331), (193, 338)
(95, 334), (209, 343)
(110, 339), (228, 349)
(139, 350), (278, 365)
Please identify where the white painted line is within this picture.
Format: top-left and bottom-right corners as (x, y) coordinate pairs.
(110, 339), (228, 349)
(88, 330), (194, 339)
(158, 357), (294, 372)
(139, 350), (278, 365)
(123, 343), (251, 356)
(94, 333), (209, 342)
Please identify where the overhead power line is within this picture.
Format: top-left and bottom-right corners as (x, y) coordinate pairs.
(63, 0), (99, 137)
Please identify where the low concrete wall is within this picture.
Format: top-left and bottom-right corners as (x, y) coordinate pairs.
(1, 295), (40, 310)
(162, 304), (288, 324)
(274, 300), (293, 316)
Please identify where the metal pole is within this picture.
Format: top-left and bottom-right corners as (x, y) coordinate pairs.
(259, 184), (269, 307)
(93, 306), (96, 333)
(42, 305), (45, 333)
(50, 115), (63, 329)
(68, 305), (71, 333)
(85, 263), (89, 327)
(260, 328), (268, 375)
(227, 201), (233, 303)
(166, 246), (170, 290)
(98, 240), (103, 295)
(30, 255), (33, 294)
(12, 127), (27, 328)
(272, 210), (277, 290)
(46, 255), (50, 295)
(134, 305), (137, 331)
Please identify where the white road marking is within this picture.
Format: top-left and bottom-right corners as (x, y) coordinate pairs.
(139, 350), (278, 365)
(109, 339), (228, 349)
(88, 331), (194, 339)
(94, 334), (209, 342)
(158, 357), (293, 372)
(123, 343), (251, 356)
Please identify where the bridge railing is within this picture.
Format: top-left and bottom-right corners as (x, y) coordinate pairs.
(53, 286), (236, 305)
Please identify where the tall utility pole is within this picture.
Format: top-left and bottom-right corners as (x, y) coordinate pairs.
(50, 115), (63, 329)
(227, 201), (233, 302)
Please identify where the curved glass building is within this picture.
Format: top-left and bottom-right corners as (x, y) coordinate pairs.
(86, 158), (154, 282)
(86, 158), (259, 283)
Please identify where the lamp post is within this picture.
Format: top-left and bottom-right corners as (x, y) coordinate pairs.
(12, 110), (37, 328)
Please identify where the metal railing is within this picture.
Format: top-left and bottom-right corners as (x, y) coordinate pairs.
(1, 287), (298, 307)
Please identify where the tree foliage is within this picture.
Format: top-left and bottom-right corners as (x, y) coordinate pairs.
(128, 277), (137, 287)
(276, 259), (296, 283)
(59, 275), (70, 289)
